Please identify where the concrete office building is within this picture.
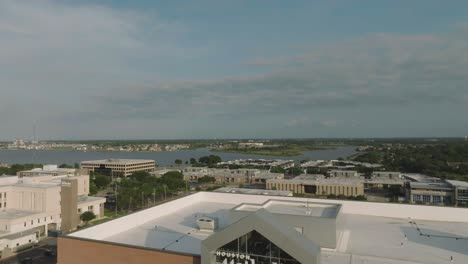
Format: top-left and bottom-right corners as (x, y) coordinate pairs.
(59, 191), (468, 264)
(0, 175), (62, 258)
(183, 168), (283, 186)
(328, 170), (359, 178)
(18, 166), (106, 232)
(267, 174), (364, 197)
(80, 159), (155, 177)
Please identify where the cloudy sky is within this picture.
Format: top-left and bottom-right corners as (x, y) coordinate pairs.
(1, 0), (468, 140)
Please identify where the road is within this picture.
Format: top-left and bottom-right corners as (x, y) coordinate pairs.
(0, 238), (57, 264)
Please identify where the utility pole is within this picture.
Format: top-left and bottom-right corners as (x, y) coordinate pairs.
(141, 192), (144, 208)
(153, 188), (156, 204)
(114, 184), (118, 214)
(164, 184), (167, 200)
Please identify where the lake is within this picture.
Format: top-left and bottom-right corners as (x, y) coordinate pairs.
(0, 146), (356, 166)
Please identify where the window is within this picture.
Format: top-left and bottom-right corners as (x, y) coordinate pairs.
(78, 208), (82, 213)
(422, 195), (431, 203)
(216, 230), (300, 264)
(38, 219), (40, 223)
(433, 196), (442, 204)
(16, 243), (19, 247)
(31, 220), (33, 225)
(413, 194), (422, 201)
(88, 205), (93, 211)
(24, 222), (26, 227)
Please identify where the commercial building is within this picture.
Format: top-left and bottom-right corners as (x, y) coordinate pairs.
(59, 191), (468, 264)
(0, 175), (61, 257)
(80, 159), (155, 177)
(217, 159), (294, 169)
(328, 170), (359, 178)
(266, 174), (364, 197)
(183, 167), (284, 186)
(446, 180), (468, 206)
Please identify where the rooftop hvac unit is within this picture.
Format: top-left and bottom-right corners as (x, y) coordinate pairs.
(196, 217), (218, 232)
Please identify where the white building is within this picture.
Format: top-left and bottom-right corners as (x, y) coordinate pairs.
(60, 192), (468, 264)
(0, 166), (106, 258)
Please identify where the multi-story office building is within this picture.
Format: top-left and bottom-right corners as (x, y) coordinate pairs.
(0, 175), (62, 257)
(59, 192), (468, 264)
(267, 174), (364, 197)
(182, 168), (283, 186)
(0, 166), (106, 258)
(80, 159), (155, 177)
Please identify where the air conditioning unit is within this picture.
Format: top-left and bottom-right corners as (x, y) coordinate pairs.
(196, 217), (218, 232)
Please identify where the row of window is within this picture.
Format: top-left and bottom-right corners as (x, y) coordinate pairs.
(412, 194), (451, 203)
(23, 216), (53, 227)
(0, 192), (6, 199)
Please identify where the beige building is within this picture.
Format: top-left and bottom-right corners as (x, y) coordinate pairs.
(81, 159), (155, 177)
(267, 174), (364, 197)
(182, 167), (283, 186)
(19, 167), (105, 232)
(0, 176), (62, 257)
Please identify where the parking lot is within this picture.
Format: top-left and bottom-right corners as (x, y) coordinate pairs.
(0, 239), (57, 264)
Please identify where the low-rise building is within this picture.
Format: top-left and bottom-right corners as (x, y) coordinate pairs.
(328, 170), (359, 178)
(445, 180), (468, 206)
(182, 167), (283, 186)
(59, 192), (468, 264)
(267, 174), (364, 197)
(80, 159), (155, 177)
(407, 181), (454, 205)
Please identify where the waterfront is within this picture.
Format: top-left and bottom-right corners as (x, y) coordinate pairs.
(0, 146), (356, 166)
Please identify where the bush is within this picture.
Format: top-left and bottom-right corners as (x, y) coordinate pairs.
(80, 211), (96, 224)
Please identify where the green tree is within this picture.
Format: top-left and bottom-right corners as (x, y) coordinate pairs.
(94, 175), (111, 189)
(190, 158), (198, 165)
(89, 181), (98, 195)
(198, 155), (222, 166)
(59, 164), (73, 168)
(174, 159), (183, 165)
(270, 166), (285, 173)
(80, 211), (96, 225)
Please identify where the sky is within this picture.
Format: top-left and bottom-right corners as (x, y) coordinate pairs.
(1, 0), (468, 140)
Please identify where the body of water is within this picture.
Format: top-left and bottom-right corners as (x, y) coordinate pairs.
(0, 146), (356, 166)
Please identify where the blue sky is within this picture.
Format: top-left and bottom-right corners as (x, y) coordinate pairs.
(1, 0), (468, 139)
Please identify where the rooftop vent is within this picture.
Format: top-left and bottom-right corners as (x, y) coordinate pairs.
(196, 216), (218, 232)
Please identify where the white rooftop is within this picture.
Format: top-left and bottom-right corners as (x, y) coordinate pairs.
(0, 209), (44, 220)
(234, 200), (339, 218)
(68, 192), (468, 264)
